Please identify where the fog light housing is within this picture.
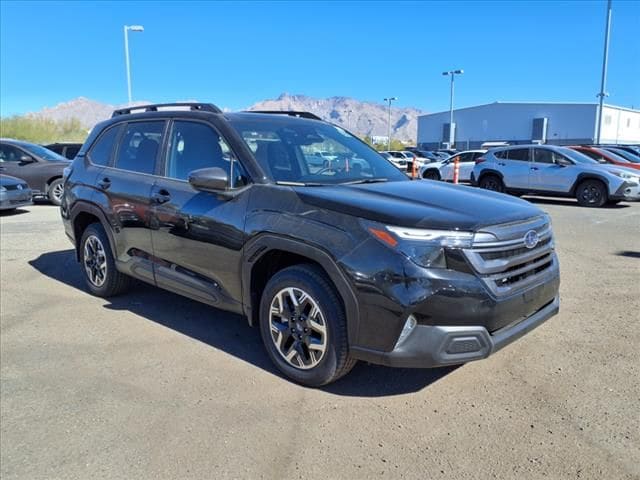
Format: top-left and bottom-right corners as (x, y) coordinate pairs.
(395, 315), (417, 348)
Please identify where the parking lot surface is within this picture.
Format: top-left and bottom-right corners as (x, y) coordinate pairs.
(1, 199), (639, 479)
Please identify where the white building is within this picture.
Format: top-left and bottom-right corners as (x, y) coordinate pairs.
(417, 102), (640, 150)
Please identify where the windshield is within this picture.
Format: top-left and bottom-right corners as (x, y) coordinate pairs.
(20, 143), (67, 161)
(228, 117), (408, 184)
(559, 147), (599, 165)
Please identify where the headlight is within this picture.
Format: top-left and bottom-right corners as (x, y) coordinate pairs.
(363, 220), (474, 268)
(613, 170), (640, 182)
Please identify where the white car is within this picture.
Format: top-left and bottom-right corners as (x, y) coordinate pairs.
(420, 150), (487, 182)
(379, 151), (408, 170)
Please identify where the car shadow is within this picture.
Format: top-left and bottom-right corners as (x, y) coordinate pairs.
(616, 250), (640, 259)
(524, 196), (630, 208)
(28, 249), (456, 396)
(0, 208), (31, 216)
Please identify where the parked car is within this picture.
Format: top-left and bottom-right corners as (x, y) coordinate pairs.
(569, 146), (640, 171)
(0, 139), (70, 205)
(0, 174), (32, 211)
(405, 148), (441, 163)
(597, 146), (640, 164)
(44, 142), (83, 160)
(472, 144), (640, 207)
(380, 151), (408, 170)
(591, 144), (640, 157)
(420, 150), (487, 182)
(62, 102), (560, 386)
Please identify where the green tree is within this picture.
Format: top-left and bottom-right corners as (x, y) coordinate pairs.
(0, 116), (88, 144)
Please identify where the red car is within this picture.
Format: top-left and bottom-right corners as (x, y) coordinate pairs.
(569, 145), (640, 171)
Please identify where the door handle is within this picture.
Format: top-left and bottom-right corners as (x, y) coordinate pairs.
(530, 167), (539, 171)
(497, 162), (506, 166)
(97, 177), (111, 189)
(152, 189), (171, 204)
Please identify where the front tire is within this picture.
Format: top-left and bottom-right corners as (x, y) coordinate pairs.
(79, 223), (133, 297)
(47, 178), (64, 206)
(576, 179), (607, 207)
(259, 265), (356, 386)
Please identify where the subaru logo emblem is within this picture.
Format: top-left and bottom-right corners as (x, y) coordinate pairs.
(524, 230), (539, 249)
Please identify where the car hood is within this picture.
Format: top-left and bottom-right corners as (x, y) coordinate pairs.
(0, 174), (26, 186)
(596, 164), (640, 177)
(295, 180), (544, 231)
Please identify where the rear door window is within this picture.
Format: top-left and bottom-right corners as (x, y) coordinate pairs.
(115, 121), (165, 174)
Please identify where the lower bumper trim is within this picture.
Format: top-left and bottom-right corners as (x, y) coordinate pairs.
(351, 296), (559, 368)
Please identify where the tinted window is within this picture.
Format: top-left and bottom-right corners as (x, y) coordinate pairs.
(18, 143), (66, 161)
(89, 126), (121, 166)
(0, 144), (26, 162)
(65, 146), (81, 159)
(115, 121), (164, 174)
(532, 148), (555, 164)
(459, 152), (475, 162)
(507, 148), (530, 161)
(165, 121), (246, 185)
(47, 145), (64, 154)
(493, 150), (507, 159)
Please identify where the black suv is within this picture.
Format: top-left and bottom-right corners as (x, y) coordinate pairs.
(0, 139), (70, 205)
(61, 103), (560, 386)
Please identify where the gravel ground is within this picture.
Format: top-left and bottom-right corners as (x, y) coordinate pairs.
(1, 198), (639, 480)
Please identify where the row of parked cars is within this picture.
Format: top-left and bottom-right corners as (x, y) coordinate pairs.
(0, 140), (81, 211)
(397, 144), (640, 207)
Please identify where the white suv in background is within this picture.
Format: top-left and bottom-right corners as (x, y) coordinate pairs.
(471, 145), (640, 207)
(419, 150), (486, 182)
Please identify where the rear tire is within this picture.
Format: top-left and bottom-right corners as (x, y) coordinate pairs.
(479, 174), (505, 193)
(575, 179), (607, 207)
(79, 223), (133, 297)
(259, 264), (356, 386)
(47, 178), (64, 206)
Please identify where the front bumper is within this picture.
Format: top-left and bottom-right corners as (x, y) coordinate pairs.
(611, 181), (640, 201)
(353, 295), (559, 368)
(0, 190), (33, 210)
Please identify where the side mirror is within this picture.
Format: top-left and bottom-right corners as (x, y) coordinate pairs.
(188, 167), (229, 192)
(19, 155), (35, 164)
(557, 158), (572, 167)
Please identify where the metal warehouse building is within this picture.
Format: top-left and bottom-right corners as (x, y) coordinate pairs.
(417, 102), (640, 150)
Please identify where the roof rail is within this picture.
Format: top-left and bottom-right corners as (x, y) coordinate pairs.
(112, 102), (222, 117)
(246, 110), (323, 121)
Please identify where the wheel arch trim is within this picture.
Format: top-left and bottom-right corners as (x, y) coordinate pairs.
(241, 233), (360, 344)
(69, 201), (117, 262)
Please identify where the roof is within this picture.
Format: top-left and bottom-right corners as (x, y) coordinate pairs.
(420, 101), (640, 117)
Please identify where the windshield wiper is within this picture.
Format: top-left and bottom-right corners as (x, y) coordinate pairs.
(339, 178), (388, 185)
(275, 181), (326, 187)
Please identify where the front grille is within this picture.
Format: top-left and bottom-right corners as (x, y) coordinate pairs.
(463, 216), (558, 296)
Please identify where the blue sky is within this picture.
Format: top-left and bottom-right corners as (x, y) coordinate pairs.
(1, 0), (639, 116)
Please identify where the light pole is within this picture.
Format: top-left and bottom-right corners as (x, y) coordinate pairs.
(442, 69), (463, 148)
(595, 0), (612, 145)
(124, 25), (144, 105)
(383, 97), (397, 150)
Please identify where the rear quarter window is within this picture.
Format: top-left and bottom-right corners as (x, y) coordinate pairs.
(88, 125), (122, 166)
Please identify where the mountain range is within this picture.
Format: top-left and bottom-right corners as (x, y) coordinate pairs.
(25, 93), (425, 141)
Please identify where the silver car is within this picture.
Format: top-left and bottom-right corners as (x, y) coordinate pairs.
(471, 145), (640, 207)
(0, 174), (33, 211)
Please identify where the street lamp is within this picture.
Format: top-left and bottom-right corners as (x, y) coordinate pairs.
(383, 97), (397, 150)
(124, 24), (144, 105)
(442, 69), (464, 148)
(595, 0), (612, 145)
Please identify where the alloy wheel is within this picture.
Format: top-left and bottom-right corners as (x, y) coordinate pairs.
(51, 182), (64, 202)
(83, 235), (107, 287)
(269, 287), (328, 370)
(580, 185), (602, 204)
